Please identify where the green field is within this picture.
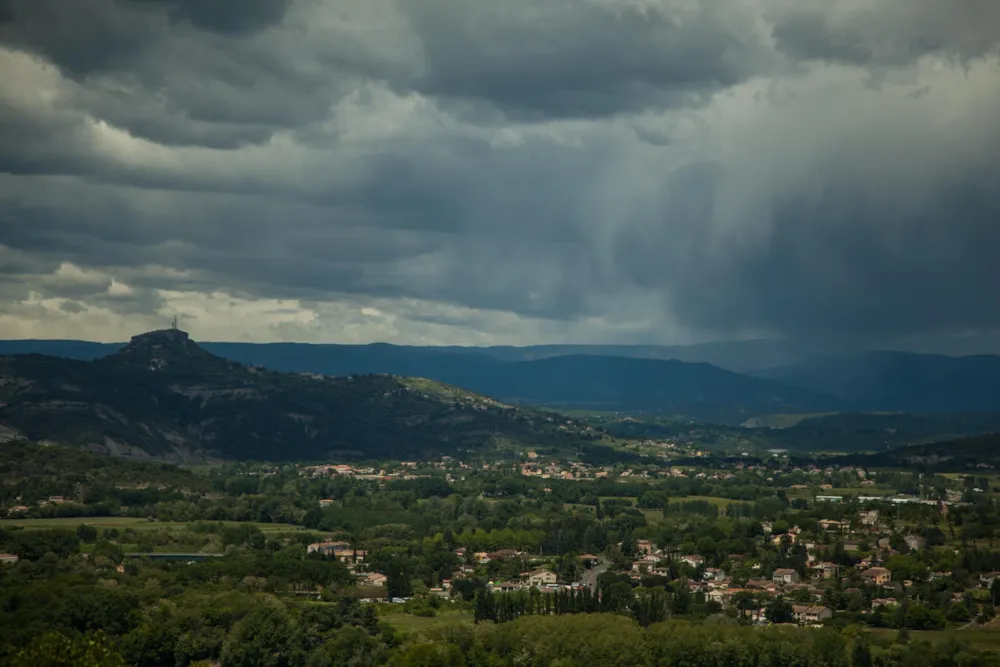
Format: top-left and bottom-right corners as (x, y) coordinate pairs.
(868, 628), (1000, 651)
(0, 517), (308, 533)
(380, 609), (473, 634)
(638, 496), (739, 523)
(677, 495), (740, 507)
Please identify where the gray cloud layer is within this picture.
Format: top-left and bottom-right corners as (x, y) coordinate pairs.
(0, 0), (999, 346)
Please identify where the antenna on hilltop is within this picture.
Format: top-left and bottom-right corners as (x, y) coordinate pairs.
(171, 315), (178, 330)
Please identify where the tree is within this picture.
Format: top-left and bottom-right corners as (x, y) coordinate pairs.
(765, 597), (794, 624)
(220, 605), (294, 667)
(10, 631), (126, 667)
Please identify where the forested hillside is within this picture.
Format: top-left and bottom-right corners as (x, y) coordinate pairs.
(0, 330), (603, 462)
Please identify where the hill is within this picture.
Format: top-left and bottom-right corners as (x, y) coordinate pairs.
(831, 433), (1000, 471)
(589, 411), (1000, 454)
(0, 338), (839, 422)
(431, 354), (840, 422)
(0, 329), (605, 462)
(755, 351), (1000, 413)
(0, 440), (205, 500)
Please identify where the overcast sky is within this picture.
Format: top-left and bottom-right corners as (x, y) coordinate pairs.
(1, 0), (998, 348)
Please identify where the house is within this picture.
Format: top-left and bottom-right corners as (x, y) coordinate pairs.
(707, 587), (746, 605)
(860, 510), (880, 526)
(318, 499), (334, 508)
(364, 572), (387, 587)
(792, 605), (832, 624)
(633, 554), (661, 571)
(813, 562), (840, 580)
(861, 567), (892, 586)
(773, 568), (801, 585)
(0, 554), (19, 565)
(6, 505), (29, 516)
(746, 579), (777, 593)
(702, 568), (727, 582)
(491, 581), (522, 592)
(636, 539), (654, 555)
(524, 569), (557, 587)
(871, 598), (898, 609)
(679, 555), (704, 568)
(904, 535), (927, 551)
(309, 542), (364, 562)
(307, 540), (352, 555)
(980, 572), (1000, 587)
(818, 520), (846, 532)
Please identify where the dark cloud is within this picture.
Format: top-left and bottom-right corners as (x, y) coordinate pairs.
(397, 0), (774, 117)
(769, 0), (1000, 67)
(133, 0), (293, 35)
(0, 1), (999, 347)
(0, 0), (158, 76)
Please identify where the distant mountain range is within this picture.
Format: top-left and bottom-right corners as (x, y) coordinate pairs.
(2, 337), (1000, 419)
(0, 337), (840, 422)
(0, 330), (606, 462)
(0, 338), (820, 372)
(755, 351), (1000, 413)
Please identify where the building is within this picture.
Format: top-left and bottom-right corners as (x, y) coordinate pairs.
(636, 539), (654, 555)
(980, 572), (1000, 588)
(904, 534), (927, 551)
(364, 572), (387, 587)
(679, 555), (704, 568)
(306, 542), (351, 556)
(491, 581), (522, 592)
(773, 568), (801, 585)
(524, 569), (558, 587)
(307, 541), (354, 557)
(813, 562), (840, 580)
(860, 510), (880, 527)
(318, 499), (334, 508)
(862, 567), (892, 586)
(792, 605), (833, 624)
(707, 587), (747, 606)
(6, 505), (29, 516)
(0, 554), (19, 565)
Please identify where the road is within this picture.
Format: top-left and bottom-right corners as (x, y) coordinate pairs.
(581, 558), (608, 593)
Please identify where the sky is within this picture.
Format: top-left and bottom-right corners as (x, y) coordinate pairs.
(0, 0), (999, 349)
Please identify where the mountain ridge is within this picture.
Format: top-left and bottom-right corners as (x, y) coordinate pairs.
(3, 337), (1000, 417)
(0, 330), (607, 463)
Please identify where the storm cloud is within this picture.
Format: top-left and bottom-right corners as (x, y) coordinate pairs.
(0, 0), (999, 348)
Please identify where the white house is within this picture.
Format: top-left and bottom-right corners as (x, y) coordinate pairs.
(525, 569), (558, 587)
